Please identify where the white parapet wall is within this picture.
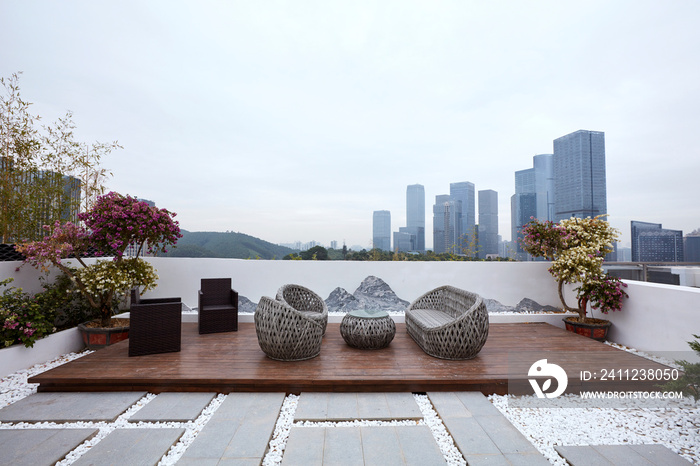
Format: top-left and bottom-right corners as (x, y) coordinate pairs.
(141, 257), (567, 309)
(0, 327), (84, 378)
(605, 280), (700, 360)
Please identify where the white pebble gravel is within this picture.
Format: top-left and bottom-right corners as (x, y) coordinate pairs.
(489, 394), (700, 465)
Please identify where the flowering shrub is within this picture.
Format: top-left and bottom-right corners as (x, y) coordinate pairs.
(520, 215), (628, 321)
(16, 192), (181, 327)
(576, 275), (628, 315)
(1, 278), (56, 348)
(36, 270), (99, 329)
(79, 191), (181, 258)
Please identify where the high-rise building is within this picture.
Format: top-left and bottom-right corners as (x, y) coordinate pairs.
(511, 155), (552, 259)
(372, 210), (391, 251)
(478, 190), (498, 259)
(450, 182), (475, 253)
(631, 221), (684, 262)
(684, 233), (700, 262)
(533, 154), (555, 221)
(432, 195), (462, 254)
(405, 184), (425, 252)
(553, 130), (607, 222)
(393, 227), (416, 253)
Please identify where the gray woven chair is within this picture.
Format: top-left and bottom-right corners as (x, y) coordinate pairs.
(405, 285), (489, 360)
(276, 284), (328, 336)
(254, 296), (324, 361)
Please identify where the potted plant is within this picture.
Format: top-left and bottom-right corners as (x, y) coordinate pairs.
(520, 215), (628, 340)
(17, 192), (181, 349)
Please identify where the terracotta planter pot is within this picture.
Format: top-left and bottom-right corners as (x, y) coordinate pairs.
(78, 320), (130, 350)
(563, 317), (611, 341)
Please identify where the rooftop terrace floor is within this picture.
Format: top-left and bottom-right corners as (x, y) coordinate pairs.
(29, 322), (670, 394)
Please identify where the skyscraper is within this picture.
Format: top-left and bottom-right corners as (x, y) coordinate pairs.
(631, 221), (684, 262)
(533, 154), (554, 221)
(449, 181), (475, 253)
(433, 195), (462, 254)
(553, 130), (607, 222)
(372, 210), (391, 251)
(511, 154), (553, 258)
(405, 184), (425, 252)
(478, 190), (498, 259)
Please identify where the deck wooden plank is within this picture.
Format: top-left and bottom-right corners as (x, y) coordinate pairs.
(28, 323), (670, 394)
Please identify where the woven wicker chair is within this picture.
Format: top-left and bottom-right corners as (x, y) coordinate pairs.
(129, 288), (182, 357)
(254, 296), (324, 361)
(405, 285), (489, 360)
(198, 278), (238, 334)
(276, 284), (328, 335)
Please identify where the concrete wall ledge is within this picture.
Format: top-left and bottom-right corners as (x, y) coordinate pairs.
(0, 327), (83, 379)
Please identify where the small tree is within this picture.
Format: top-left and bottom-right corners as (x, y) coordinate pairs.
(520, 215), (628, 322)
(664, 335), (700, 403)
(1, 72), (118, 243)
(17, 192), (182, 326)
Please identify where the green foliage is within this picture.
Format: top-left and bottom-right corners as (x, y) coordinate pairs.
(664, 335), (700, 403)
(300, 246), (328, 260)
(36, 271), (100, 329)
(167, 230), (295, 259)
(1, 72), (118, 243)
(0, 278), (56, 348)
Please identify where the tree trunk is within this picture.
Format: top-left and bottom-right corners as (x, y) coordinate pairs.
(557, 279), (586, 321)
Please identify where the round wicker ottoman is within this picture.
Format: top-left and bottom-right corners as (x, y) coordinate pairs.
(340, 309), (396, 350)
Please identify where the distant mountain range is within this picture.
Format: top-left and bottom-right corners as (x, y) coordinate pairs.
(165, 230), (295, 260)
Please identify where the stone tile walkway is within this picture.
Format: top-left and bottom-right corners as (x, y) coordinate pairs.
(428, 391), (550, 465)
(555, 444), (691, 465)
(0, 391), (692, 465)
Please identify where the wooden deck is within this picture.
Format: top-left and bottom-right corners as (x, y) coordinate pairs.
(29, 323), (670, 395)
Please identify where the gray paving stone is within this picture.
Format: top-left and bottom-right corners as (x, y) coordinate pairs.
(0, 392), (146, 422)
(427, 391), (474, 419)
(463, 454), (512, 465)
(454, 391), (503, 417)
(296, 392), (422, 421)
(294, 392), (329, 420)
(629, 444), (692, 465)
(555, 446), (614, 465)
(441, 416), (501, 456)
(0, 429), (97, 466)
(324, 426), (364, 465)
(281, 427), (325, 465)
(129, 392), (216, 422)
(385, 392), (423, 419)
(394, 425), (447, 465)
(325, 392), (359, 420)
(557, 444), (691, 466)
(475, 413), (540, 454)
(72, 428), (184, 466)
(593, 445), (653, 465)
(361, 425), (405, 466)
(357, 392), (392, 419)
(503, 452), (552, 465)
(181, 392), (284, 463)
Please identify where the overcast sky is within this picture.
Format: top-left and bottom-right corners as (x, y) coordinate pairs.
(2, 1), (699, 249)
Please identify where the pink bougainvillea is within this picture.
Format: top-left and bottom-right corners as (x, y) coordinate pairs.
(17, 192), (182, 326)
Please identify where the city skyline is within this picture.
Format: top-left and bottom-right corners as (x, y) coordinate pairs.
(3, 2), (699, 249)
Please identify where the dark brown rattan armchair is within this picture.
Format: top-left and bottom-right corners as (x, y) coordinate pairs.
(129, 288), (182, 357)
(198, 278), (238, 334)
